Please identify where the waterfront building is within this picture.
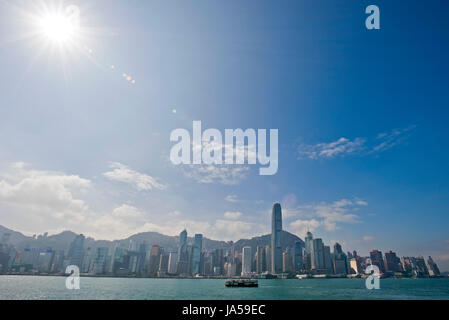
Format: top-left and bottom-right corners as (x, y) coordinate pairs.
(384, 250), (401, 273)
(256, 246), (267, 274)
(36, 248), (54, 273)
(271, 202), (283, 274)
(282, 249), (294, 273)
(293, 241), (304, 272)
(349, 258), (361, 274)
(323, 246), (333, 274)
(426, 256), (440, 276)
(167, 252), (178, 274)
(110, 246), (126, 274)
(92, 247), (109, 275)
(241, 246), (252, 276)
(67, 234), (85, 268)
(81, 247), (93, 273)
(333, 242), (348, 275)
(176, 229), (190, 275)
(158, 253), (170, 276)
(311, 238), (325, 271)
(415, 256), (429, 276)
(191, 234), (203, 275)
(148, 244), (162, 276)
(305, 231), (313, 254)
(369, 250), (386, 273)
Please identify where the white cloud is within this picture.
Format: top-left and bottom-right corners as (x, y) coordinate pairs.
(168, 210), (181, 217)
(355, 198), (368, 206)
(289, 219), (321, 236)
(285, 198), (364, 236)
(298, 137), (365, 160)
(103, 162), (166, 191)
(88, 204), (149, 240)
(0, 162), (90, 226)
(225, 195), (240, 203)
(183, 165), (249, 185)
(298, 126), (416, 160)
(224, 211), (242, 220)
(362, 236), (374, 242)
(112, 204), (145, 219)
(0, 162), (264, 241)
(371, 126), (416, 153)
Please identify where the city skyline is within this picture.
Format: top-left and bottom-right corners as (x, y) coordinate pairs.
(0, 203), (441, 278)
(0, 201), (446, 274)
(0, 0), (449, 274)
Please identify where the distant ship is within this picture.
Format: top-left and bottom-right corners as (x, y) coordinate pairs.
(225, 279), (258, 287)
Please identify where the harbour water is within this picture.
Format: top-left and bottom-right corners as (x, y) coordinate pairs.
(1, 276), (449, 300)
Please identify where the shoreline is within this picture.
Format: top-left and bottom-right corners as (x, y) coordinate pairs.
(1, 273), (447, 280)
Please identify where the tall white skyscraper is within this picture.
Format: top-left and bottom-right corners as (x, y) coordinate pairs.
(241, 246), (252, 276)
(305, 231), (313, 254)
(311, 238), (325, 271)
(271, 202), (283, 274)
(68, 234), (85, 268)
(192, 234), (203, 275)
(167, 252), (178, 274)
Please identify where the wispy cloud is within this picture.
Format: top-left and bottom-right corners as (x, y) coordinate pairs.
(183, 165), (249, 185)
(103, 162), (166, 191)
(224, 211), (243, 220)
(225, 195), (240, 203)
(298, 126), (416, 160)
(371, 125), (416, 153)
(287, 198), (365, 236)
(298, 137), (365, 160)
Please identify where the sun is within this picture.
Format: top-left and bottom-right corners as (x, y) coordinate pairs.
(38, 13), (78, 44)
(36, 5), (80, 45)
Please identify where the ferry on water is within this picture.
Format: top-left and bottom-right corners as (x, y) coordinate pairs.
(225, 279), (259, 287)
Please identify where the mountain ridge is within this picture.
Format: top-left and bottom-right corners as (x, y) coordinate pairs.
(0, 224), (303, 253)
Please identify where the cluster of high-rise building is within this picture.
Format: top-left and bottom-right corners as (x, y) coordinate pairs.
(0, 203), (443, 278)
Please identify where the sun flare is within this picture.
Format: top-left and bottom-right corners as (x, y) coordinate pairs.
(38, 13), (78, 43)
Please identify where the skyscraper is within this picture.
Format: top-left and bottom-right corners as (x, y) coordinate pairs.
(241, 246), (252, 276)
(384, 250), (401, 273)
(305, 231), (313, 254)
(271, 202), (282, 274)
(369, 250), (386, 274)
(256, 246), (267, 274)
(158, 253), (170, 276)
(311, 238), (325, 271)
(177, 229), (189, 275)
(333, 242), (343, 255)
(333, 242), (348, 275)
(323, 245), (333, 274)
(191, 234), (203, 275)
(179, 229), (187, 247)
(67, 234), (85, 268)
(293, 241), (304, 272)
(92, 247), (108, 275)
(282, 250), (293, 273)
(148, 244), (162, 277)
(425, 256), (440, 276)
(167, 252), (178, 274)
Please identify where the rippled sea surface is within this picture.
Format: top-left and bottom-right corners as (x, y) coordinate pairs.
(1, 276), (449, 300)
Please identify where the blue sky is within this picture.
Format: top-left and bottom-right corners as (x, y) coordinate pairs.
(0, 0), (448, 269)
